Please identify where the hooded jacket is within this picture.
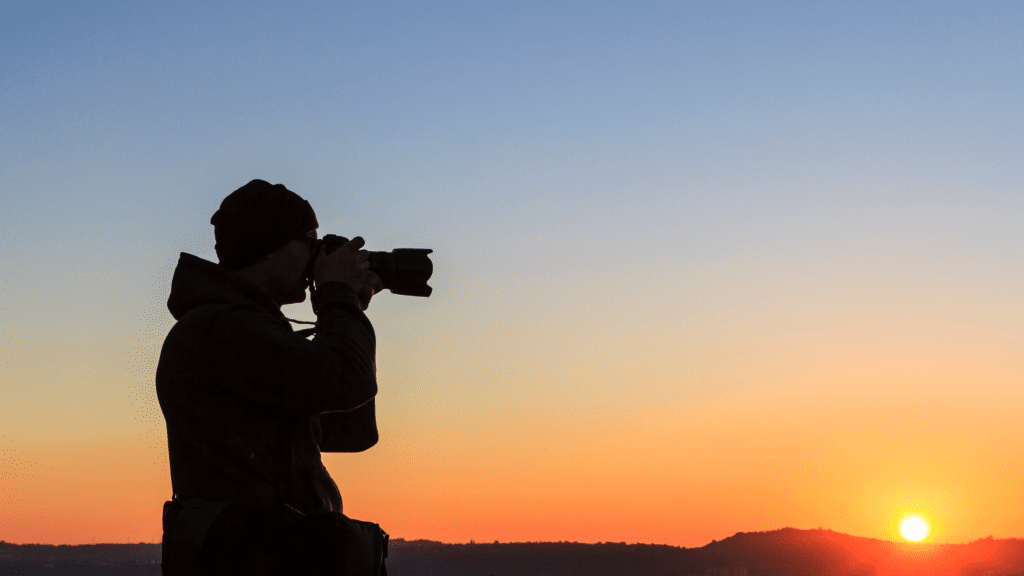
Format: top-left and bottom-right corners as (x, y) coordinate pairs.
(156, 252), (378, 516)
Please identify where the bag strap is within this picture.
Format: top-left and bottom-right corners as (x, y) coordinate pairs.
(273, 413), (305, 520)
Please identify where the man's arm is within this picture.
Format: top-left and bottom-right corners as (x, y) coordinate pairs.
(312, 239), (382, 451)
(319, 400), (379, 452)
(174, 281), (377, 415)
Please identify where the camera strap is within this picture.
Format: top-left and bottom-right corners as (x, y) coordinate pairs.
(285, 315), (318, 339)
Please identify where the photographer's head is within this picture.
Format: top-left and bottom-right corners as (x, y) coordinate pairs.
(211, 179), (319, 307)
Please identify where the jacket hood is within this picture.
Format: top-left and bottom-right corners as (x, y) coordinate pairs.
(167, 252), (287, 323)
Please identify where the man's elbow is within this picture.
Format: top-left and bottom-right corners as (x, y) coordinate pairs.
(350, 428), (379, 452)
(352, 381), (380, 412)
(323, 427), (377, 453)
(350, 410), (379, 452)
(318, 401), (379, 453)
(347, 374), (377, 411)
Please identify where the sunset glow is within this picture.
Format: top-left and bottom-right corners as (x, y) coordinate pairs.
(900, 516), (929, 542)
(3, 1), (1024, 550)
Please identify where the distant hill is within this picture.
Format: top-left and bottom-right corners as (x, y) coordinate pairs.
(383, 530), (1024, 576)
(0, 542), (162, 575)
(3, 528), (1024, 575)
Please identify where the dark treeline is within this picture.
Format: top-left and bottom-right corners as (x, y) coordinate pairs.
(3, 528), (1024, 575)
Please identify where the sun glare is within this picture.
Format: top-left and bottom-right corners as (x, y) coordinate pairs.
(900, 516), (929, 542)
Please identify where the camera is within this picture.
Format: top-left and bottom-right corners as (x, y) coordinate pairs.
(304, 234), (433, 297)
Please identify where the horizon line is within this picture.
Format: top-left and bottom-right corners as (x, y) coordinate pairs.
(2, 527), (1016, 548)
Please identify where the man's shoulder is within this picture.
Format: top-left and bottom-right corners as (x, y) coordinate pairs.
(169, 301), (297, 348)
(176, 299), (279, 323)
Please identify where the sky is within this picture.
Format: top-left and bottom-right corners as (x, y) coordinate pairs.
(1, 0), (1023, 547)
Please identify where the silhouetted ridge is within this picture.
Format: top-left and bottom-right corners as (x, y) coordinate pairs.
(4, 531), (1024, 575)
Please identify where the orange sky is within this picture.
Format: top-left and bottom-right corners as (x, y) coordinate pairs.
(6, 334), (1021, 546)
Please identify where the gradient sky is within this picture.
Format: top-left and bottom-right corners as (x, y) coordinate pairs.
(2, 0), (1023, 547)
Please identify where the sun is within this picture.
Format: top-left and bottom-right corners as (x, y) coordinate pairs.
(899, 515), (929, 542)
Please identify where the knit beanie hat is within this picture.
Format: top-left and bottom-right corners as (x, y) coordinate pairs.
(210, 179), (319, 270)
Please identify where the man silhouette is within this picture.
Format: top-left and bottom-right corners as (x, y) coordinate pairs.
(156, 179), (386, 575)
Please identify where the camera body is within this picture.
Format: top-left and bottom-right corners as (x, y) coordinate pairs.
(304, 234), (433, 297)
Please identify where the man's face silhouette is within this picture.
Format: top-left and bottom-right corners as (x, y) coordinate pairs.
(239, 229), (318, 308)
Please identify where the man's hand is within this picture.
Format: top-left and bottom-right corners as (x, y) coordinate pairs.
(357, 271), (384, 311)
(315, 237), (376, 304)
